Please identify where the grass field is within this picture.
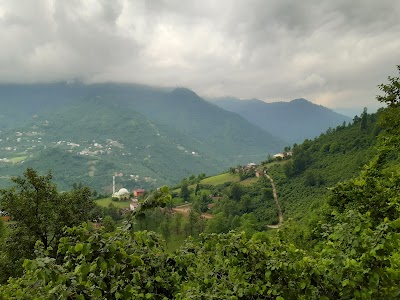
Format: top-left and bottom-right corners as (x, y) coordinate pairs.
(95, 197), (131, 209)
(200, 173), (239, 186)
(264, 159), (291, 168)
(240, 177), (259, 186)
(9, 156), (27, 163)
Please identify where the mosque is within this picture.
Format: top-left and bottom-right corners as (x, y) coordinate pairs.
(112, 176), (130, 200)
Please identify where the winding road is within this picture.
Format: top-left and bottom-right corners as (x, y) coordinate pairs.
(265, 173), (283, 229)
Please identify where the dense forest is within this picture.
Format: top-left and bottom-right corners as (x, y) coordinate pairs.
(0, 66), (399, 299)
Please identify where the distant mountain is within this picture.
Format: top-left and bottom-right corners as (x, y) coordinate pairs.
(0, 83), (285, 191)
(208, 97), (352, 144)
(117, 87), (285, 161)
(0, 83), (85, 129)
(0, 99), (226, 191)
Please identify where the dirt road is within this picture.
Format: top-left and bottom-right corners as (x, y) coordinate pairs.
(172, 203), (213, 219)
(265, 173), (283, 228)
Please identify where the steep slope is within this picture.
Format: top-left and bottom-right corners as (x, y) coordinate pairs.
(0, 83), (85, 128)
(266, 111), (380, 222)
(209, 97), (352, 144)
(0, 83), (285, 165)
(122, 88), (285, 163)
(0, 99), (225, 191)
(169, 110), (380, 230)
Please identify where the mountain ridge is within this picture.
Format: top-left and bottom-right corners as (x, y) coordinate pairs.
(208, 96), (352, 144)
(0, 83), (285, 191)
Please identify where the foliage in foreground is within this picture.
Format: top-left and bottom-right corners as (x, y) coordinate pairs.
(0, 168), (95, 282)
(1, 211), (400, 300)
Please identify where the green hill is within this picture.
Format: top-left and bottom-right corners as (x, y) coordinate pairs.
(0, 99), (226, 192)
(174, 109), (380, 230)
(121, 87), (285, 162)
(0, 83), (286, 191)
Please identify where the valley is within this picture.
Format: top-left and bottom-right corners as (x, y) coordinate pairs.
(0, 1), (399, 298)
(1, 75), (399, 298)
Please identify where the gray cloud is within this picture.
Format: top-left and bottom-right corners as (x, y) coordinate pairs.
(0, 0), (399, 112)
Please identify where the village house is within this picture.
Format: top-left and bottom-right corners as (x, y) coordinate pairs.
(247, 162), (258, 168)
(133, 188), (145, 197)
(130, 198), (139, 211)
(273, 151), (293, 159)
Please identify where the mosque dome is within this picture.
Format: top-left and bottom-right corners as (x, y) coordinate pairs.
(118, 188), (129, 195)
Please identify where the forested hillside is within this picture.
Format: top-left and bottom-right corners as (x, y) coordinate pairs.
(268, 107), (380, 222)
(0, 99), (227, 191)
(0, 83), (284, 191)
(145, 106), (381, 238)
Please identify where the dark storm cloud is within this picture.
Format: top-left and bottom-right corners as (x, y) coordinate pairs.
(0, 0), (399, 111)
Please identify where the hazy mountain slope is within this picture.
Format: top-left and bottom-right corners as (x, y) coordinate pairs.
(121, 88), (285, 163)
(0, 83), (285, 165)
(0, 83), (86, 128)
(209, 97), (352, 144)
(0, 99), (226, 191)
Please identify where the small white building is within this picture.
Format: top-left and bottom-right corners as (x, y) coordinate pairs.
(130, 199), (139, 211)
(273, 151), (293, 159)
(247, 162), (258, 168)
(112, 188), (130, 200)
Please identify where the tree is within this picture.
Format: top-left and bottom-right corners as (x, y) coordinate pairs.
(205, 212), (230, 233)
(189, 174), (196, 183)
(102, 216), (116, 232)
(193, 192), (211, 213)
(183, 209), (200, 237)
(229, 183), (243, 202)
(172, 213), (183, 235)
(376, 65), (400, 155)
(180, 179), (190, 202)
(0, 217), (4, 240)
(238, 167), (244, 180)
(0, 226), (178, 299)
(376, 65), (400, 107)
(0, 168), (95, 278)
(360, 107), (368, 130)
(159, 219), (171, 242)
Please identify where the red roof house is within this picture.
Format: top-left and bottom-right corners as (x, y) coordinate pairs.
(133, 189), (145, 197)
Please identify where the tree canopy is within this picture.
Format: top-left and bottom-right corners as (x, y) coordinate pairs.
(0, 168), (95, 281)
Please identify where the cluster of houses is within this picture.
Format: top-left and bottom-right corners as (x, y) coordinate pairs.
(111, 179), (146, 212)
(231, 162), (268, 178)
(231, 151), (293, 179)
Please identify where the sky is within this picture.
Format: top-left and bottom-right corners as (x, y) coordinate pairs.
(0, 0), (399, 115)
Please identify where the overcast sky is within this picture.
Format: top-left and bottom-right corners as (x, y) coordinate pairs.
(0, 0), (399, 114)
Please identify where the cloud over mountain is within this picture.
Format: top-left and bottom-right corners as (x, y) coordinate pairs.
(0, 0), (399, 111)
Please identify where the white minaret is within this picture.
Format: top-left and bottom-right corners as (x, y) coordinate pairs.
(112, 176), (115, 194)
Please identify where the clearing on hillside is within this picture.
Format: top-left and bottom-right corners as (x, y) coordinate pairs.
(200, 173), (239, 186)
(95, 197), (131, 209)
